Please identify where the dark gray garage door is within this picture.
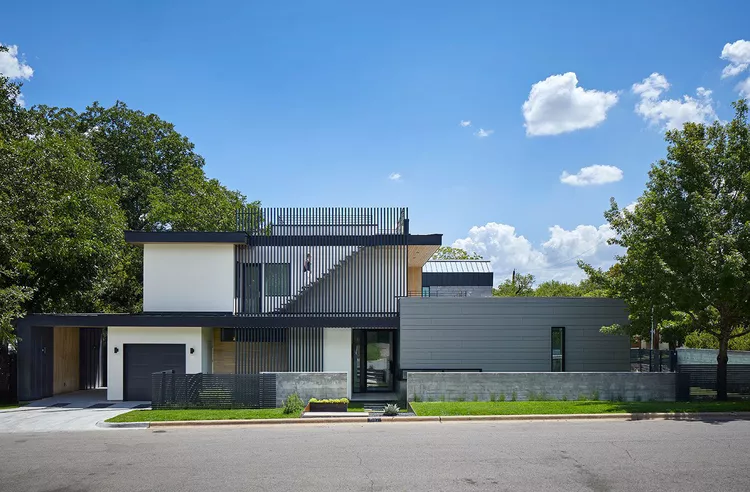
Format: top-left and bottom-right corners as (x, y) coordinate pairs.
(124, 344), (186, 401)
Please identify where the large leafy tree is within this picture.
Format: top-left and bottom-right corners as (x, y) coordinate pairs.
(1, 79), (126, 344)
(431, 246), (482, 260)
(582, 101), (750, 400)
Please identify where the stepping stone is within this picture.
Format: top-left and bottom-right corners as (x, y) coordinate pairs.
(87, 403), (114, 409)
(133, 404), (151, 409)
(49, 403), (70, 408)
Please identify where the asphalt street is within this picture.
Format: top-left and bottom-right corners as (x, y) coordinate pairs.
(1, 418), (749, 492)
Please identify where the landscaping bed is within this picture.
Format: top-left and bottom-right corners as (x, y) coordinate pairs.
(410, 400), (750, 417)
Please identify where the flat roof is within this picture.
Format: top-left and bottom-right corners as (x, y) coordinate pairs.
(124, 231), (248, 244)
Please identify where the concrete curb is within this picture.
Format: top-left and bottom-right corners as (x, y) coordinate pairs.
(119, 411), (750, 429)
(96, 421), (150, 429)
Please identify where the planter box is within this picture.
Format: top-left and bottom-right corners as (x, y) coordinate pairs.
(308, 402), (348, 412)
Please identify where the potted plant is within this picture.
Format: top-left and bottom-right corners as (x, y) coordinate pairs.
(308, 397), (349, 412)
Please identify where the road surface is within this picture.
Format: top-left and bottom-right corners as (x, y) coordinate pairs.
(1, 418), (749, 491)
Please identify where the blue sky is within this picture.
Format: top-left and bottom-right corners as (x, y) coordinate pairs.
(2, 1), (749, 282)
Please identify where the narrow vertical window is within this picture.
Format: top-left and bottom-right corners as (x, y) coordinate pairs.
(551, 327), (565, 372)
(421, 286), (430, 297)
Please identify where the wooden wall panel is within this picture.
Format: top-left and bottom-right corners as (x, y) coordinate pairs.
(213, 328), (235, 374)
(408, 267), (422, 296)
(53, 327), (79, 395)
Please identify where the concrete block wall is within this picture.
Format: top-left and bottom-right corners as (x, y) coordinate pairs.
(407, 372), (677, 402)
(273, 372), (347, 407)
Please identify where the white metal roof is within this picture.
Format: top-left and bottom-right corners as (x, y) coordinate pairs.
(423, 260), (493, 274)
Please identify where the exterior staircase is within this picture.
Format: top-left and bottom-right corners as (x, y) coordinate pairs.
(273, 246), (363, 314)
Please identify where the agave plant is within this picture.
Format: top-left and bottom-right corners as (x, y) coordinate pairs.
(382, 403), (400, 416)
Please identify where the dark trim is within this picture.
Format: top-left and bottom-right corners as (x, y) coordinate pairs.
(422, 272), (494, 287)
(407, 234), (442, 246)
(248, 234), (408, 247)
(124, 231), (248, 244)
(17, 313), (399, 329)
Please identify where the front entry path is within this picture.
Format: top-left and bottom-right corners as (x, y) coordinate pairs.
(0, 390), (148, 433)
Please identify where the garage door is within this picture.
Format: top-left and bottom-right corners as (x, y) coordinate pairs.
(124, 344), (186, 401)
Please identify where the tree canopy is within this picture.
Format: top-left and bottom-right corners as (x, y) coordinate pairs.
(493, 271), (607, 298)
(0, 71), (255, 344)
(431, 246), (483, 260)
(581, 100), (750, 400)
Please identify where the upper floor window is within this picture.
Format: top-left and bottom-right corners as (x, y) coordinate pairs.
(551, 327), (565, 372)
(264, 263), (291, 296)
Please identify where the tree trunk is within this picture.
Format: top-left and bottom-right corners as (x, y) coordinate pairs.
(716, 334), (730, 401)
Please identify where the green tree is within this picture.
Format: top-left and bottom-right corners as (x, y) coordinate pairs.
(493, 272), (535, 296)
(534, 280), (583, 297)
(0, 86), (126, 344)
(582, 101), (750, 400)
(431, 246), (482, 260)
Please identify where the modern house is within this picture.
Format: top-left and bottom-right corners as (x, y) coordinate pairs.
(14, 206), (630, 404)
(421, 260), (494, 297)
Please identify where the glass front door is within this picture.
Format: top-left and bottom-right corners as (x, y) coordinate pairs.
(352, 330), (394, 393)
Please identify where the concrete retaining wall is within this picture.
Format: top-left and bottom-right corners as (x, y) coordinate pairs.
(273, 372), (347, 407)
(407, 372), (677, 402)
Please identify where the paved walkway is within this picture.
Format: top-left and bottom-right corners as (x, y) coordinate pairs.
(0, 390), (148, 433)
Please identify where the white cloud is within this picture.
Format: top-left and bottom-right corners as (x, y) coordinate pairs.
(388, 172), (401, 181)
(560, 165), (623, 186)
(475, 128), (494, 138)
(522, 72), (619, 136)
(0, 44), (33, 80)
(453, 221), (620, 284)
(737, 77), (750, 98)
(720, 40), (750, 79)
(459, 120), (471, 127)
(632, 73), (716, 131)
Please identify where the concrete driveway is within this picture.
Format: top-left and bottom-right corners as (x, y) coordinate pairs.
(0, 390), (148, 433)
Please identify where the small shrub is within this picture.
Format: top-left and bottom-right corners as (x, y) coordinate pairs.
(283, 393), (304, 415)
(490, 393), (496, 402)
(457, 395), (466, 402)
(616, 395), (624, 403)
(498, 392), (506, 402)
(562, 395), (568, 402)
(511, 391), (517, 402)
(439, 394), (446, 402)
(591, 390), (600, 401)
(383, 403), (400, 416)
(473, 394), (479, 402)
(577, 393), (586, 401)
(413, 394), (421, 403)
(427, 396), (434, 402)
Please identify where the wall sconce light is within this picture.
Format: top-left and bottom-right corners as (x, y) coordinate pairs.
(190, 347), (195, 354)
(114, 347), (119, 354)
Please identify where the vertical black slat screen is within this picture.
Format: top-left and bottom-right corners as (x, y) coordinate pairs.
(234, 207), (408, 316)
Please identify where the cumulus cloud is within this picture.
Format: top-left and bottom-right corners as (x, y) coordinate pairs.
(475, 128), (494, 138)
(459, 120), (471, 127)
(720, 40), (750, 79)
(632, 73), (716, 131)
(388, 172), (402, 181)
(737, 77), (750, 98)
(522, 72), (619, 136)
(0, 44), (33, 80)
(560, 165), (624, 186)
(452, 221), (620, 284)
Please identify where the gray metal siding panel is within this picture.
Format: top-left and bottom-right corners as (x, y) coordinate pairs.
(399, 298), (630, 373)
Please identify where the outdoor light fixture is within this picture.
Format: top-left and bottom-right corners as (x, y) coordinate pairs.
(190, 347), (195, 354)
(114, 347), (119, 354)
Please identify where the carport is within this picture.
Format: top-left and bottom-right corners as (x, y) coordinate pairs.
(14, 324), (106, 401)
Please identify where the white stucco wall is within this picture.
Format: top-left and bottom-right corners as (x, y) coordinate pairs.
(143, 243), (235, 312)
(201, 327), (213, 374)
(323, 328), (352, 398)
(107, 327), (206, 401)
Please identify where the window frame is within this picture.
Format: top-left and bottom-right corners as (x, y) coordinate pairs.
(263, 263), (291, 297)
(551, 326), (565, 372)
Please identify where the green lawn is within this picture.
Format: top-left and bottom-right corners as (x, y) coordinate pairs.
(410, 400), (750, 417)
(106, 408), (293, 423)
